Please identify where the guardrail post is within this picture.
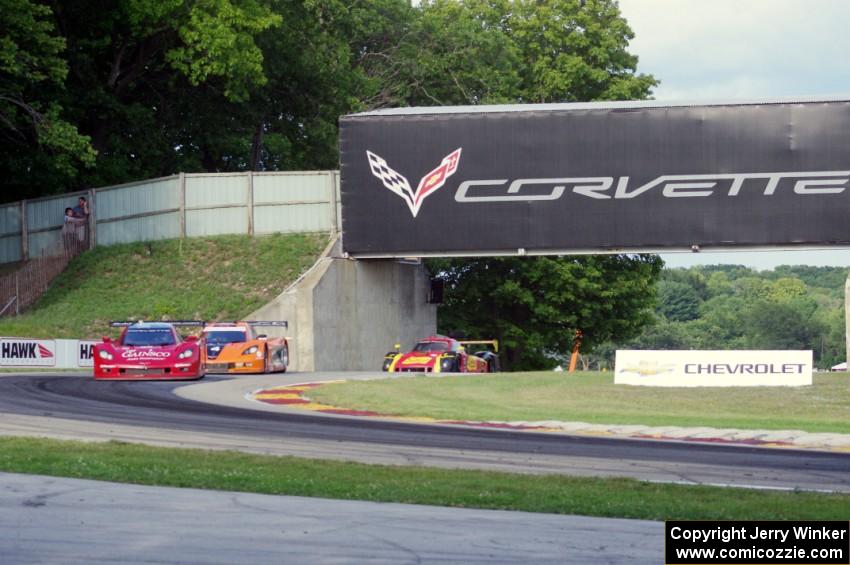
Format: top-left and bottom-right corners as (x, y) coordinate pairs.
(20, 200), (28, 261)
(179, 172), (186, 238)
(247, 171), (254, 236)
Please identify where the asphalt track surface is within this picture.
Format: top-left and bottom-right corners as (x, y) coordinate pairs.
(1, 373), (850, 493)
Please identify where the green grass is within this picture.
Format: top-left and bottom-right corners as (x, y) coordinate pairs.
(309, 371), (850, 434)
(0, 233), (328, 339)
(0, 437), (847, 520)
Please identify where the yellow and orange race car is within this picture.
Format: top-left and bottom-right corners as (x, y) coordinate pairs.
(202, 321), (289, 374)
(382, 335), (500, 373)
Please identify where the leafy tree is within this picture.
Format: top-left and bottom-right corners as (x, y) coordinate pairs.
(430, 255), (662, 370)
(387, 0), (656, 107)
(508, 0), (656, 102)
(815, 307), (845, 368)
(744, 297), (823, 351)
(34, 0), (281, 191)
(662, 268), (709, 300)
(765, 277), (807, 302)
(656, 280), (701, 322)
(0, 0), (96, 199)
(626, 316), (692, 350)
(613, 264), (847, 368)
(705, 270), (733, 297)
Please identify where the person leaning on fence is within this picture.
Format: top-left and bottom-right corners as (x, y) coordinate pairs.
(71, 196), (90, 248)
(72, 196), (90, 219)
(62, 207), (85, 254)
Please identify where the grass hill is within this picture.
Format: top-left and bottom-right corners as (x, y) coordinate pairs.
(0, 233), (329, 339)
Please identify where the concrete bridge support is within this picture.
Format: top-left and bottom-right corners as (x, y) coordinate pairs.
(249, 236), (436, 371)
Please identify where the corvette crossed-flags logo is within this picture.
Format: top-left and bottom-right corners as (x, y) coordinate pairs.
(366, 148), (462, 218)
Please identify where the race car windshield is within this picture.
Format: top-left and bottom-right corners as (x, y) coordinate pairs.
(123, 328), (176, 346)
(413, 341), (449, 352)
(204, 331), (247, 344)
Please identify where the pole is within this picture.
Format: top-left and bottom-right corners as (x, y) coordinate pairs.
(845, 273), (850, 371)
(568, 329), (582, 372)
(247, 171), (254, 236)
(20, 200), (28, 261)
(178, 172), (186, 238)
(87, 188), (97, 249)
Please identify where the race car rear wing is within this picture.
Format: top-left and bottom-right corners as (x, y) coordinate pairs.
(246, 321), (288, 328)
(109, 320), (206, 327)
(459, 339), (499, 353)
(203, 320), (288, 328)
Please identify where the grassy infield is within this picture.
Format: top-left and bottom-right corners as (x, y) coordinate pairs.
(0, 236), (848, 520)
(309, 371), (850, 434)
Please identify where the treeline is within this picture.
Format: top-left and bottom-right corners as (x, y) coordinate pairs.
(1, 0), (655, 201)
(591, 265), (847, 369)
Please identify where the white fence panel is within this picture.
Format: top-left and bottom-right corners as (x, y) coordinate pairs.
(28, 229), (62, 258)
(186, 208), (249, 237)
(253, 172), (331, 203)
(98, 211), (181, 245)
(254, 203), (331, 233)
(0, 235), (21, 263)
(97, 176), (179, 221)
(0, 204), (22, 263)
(27, 194), (82, 232)
(185, 174), (248, 208)
(253, 172), (335, 233)
(0, 203), (22, 236)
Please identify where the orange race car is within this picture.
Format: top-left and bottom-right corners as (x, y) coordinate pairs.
(202, 321), (289, 374)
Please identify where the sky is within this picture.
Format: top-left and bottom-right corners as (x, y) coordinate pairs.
(617, 0), (850, 269)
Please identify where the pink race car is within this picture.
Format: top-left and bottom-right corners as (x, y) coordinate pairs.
(93, 321), (205, 380)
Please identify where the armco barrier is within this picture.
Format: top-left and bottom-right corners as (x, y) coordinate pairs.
(0, 337), (97, 369)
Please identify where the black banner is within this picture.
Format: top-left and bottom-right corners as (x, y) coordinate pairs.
(665, 521), (849, 564)
(339, 99), (850, 257)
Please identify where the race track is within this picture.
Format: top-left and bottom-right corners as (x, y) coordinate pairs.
(1, 373), (849, 492)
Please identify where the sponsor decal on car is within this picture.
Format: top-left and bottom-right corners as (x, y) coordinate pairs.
(120, 349), (172, 359)
(402, 355), (434, 365)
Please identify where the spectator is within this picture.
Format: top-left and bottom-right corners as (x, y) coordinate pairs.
(71, 196), (90, 248)
(72, 196), (89, 219)
(61, 207), (85, 254)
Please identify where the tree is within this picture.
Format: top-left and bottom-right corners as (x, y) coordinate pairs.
(0, 0), (96, 199)
(614, 264), (846, 368)
(508, 0), (656, 102)
(381, 0), (656, 107)
(430, 255), (662, 370)
(39, 0), (281, 192)
(656, 280), (701, 322)
(744, 297), (823, 351)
